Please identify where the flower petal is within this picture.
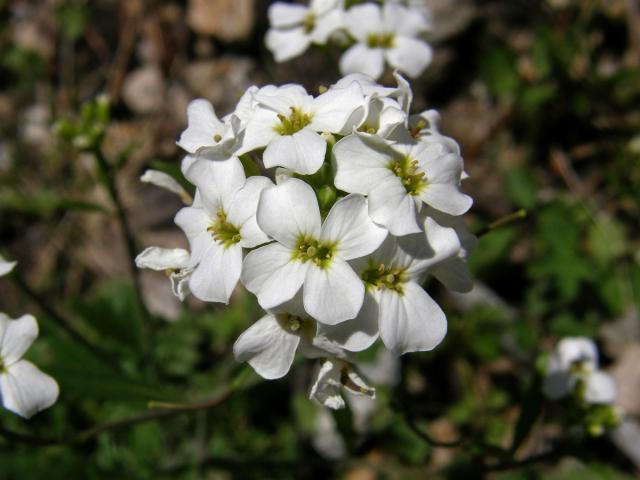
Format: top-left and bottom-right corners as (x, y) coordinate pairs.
(174, 207), (213, 267)
(0, 314), (38, 366)
(304, 258), (364, 325)
(0, 360), (59, 418)
(420, 183), (473, 216)
(343, 4), (382, 42)
(311, 83), (364, 134)
(189, 243), (242, 303)
(317, 292), (379, 351)
(269, 2), (308, 28)
(0, 255), (16, 277)
(309, 359), (345, 409)
(177, 99), (226, 153)
(265, 27), (311, 62)
(321, 194), (387, 260)
(368, 175), (421, 236)
(339, 44), (385, 80)
(257, 178), (322, 248)
(585, 371), (616, 404)
(238, 108), (280, 154)
(233, 314), (300, 379)
(135, 247), (190, 271)
(241, 243), (308, 309)
(183, 157), (246, 216)
(385, 36), (432, 78)
(378, 283), (447, 355)
(263, 128), (326, 175)
(140, 170), (192, 204)
(227, 176), (274, 248)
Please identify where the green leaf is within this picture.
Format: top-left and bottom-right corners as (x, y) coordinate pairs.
(510, 373), (544, 453)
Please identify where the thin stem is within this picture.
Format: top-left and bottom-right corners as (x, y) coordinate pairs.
(91, 146), (151, 355)
(476, 209), (527, 237)
(11, 272), (122, 374)
(0, 386), (234, 447)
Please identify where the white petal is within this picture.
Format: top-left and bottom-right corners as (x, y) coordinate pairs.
(386, 36), (432, 78)
(140, 170), (191, 203)
(0, 314), (38, 366)
(431, 258), (474, 293)
(339, 44), (385, 80)
(269, 2), (308, 28)
(263, 128), (326, 175)
(265, 27), (311, 62)
(555, 337), (599, 371)
(311, 83), (364, 134)
(241, 243), (309, 309)
(177, 99), (226, 153)
(254, 84), (312, 114)
(420, 184), (473, 216)
(237, 108), (279, 154)
(317, 292), (379, 351)
(309, 359), (345, 409)
(0, 255), (17, 277)
(135, 247), (190, 271)
(304, 258), (364, 325)
(368, 176), (421, 236)
(170, 269), (192, 301)
(333, 133), (395, 194)
(585, 371), (616, 404)
(378, 283), (447, 355)
(309, 8), (343, 44)
(321, 194), (387, 260)
(227, 176), (274, 248)
(174, 207), (212, 267)
(421, 150), (463, 184)
(257, 179), (322, 248)
(382, 3), (429, 36)
(1, 360), (59, 418)
(183, 157), (246, 216)
(343, 4), (382, 42)
(189, 243), (242, 303)
(233, 314), (300, 379)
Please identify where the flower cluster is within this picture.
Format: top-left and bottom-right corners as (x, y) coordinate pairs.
(0, 255), (59, 419)
(543, 337), (621, 435)
(137, 72), (474, 408)
(266, 0), (433, 80)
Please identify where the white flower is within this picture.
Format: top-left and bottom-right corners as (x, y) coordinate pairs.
(333, 132), (472, 236)
(266, 0), (344, 62)
(177, 99), (241, 158)
(233, 293), (377, 380)
(0, 314), (59, 418)
(174, 156), (273, 303)
(543, 337), (616, 404)
(340, 2), (432, 80)
(349, 216), (462, 355)
(140, 169), (192, 204)
(0, 254), (17, 277)
(135, 247), (193, 301)
(241, 178), (387, 325)
(238, 82), (364, 175)
(309, 358), (375, 410)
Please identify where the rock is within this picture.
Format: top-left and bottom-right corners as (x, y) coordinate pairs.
(187, 0), (254, 42)
(122, 66), (165, 114)
(610, 343), (640, 415)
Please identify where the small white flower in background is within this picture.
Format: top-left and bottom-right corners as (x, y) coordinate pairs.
(333, 132), (472, 236)
(241, 178), (387, 325)
(543, 337), (616, 404)
(309, 358), (375, 410)
(266, 0), (344, 62)
(135, 247), (193, 301)
(340, 2), (432, 80)
(0, 254), (17, 277)
(175, 156), (273, 303)
(238, 82), (364, 175)
(0, 313), (59, 418)
(140, 169), (192, 204)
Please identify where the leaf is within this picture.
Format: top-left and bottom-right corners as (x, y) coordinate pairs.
(510, 372), (544, 453)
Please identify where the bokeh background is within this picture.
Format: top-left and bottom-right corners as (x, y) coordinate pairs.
(1, 0), (639, 478)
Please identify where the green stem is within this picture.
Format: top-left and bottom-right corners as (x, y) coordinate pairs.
(476, 209), (528, 237)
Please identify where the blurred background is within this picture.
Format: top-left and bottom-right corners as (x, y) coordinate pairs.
(0, 0), (639, 478)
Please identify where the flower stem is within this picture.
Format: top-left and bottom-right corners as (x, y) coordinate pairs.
(476, 209), (527, 237)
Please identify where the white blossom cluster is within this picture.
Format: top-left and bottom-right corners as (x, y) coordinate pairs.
(0, 255), (59, 418)
(137, 72), (474, 409)
(265, 0), (433, 80)
(543, 337), (616, 405)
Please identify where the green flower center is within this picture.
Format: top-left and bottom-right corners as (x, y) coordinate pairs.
(302, 12), (315, 34)
(366, 32), (395, 49)
(274, 107), (313, 135)
(0, 356), (5, 373)
(361, 261), (406, 294)
(389, 156), (427, 196)
(292, 235), (336, 269)
(207, 211), (241, 248)
(278, 313), (316, 340)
